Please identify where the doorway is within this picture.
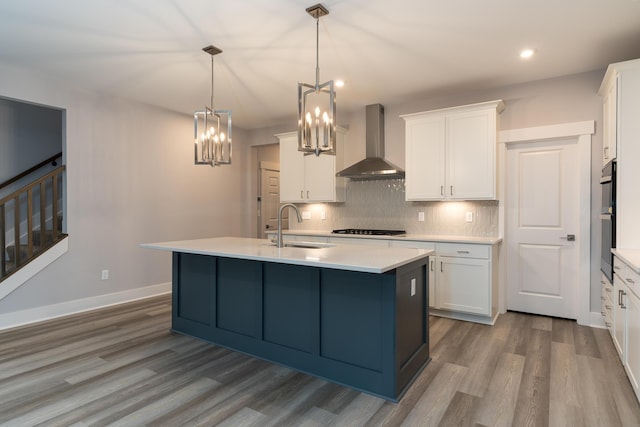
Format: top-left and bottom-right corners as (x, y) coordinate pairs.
(500, 121), (593, 324)
(259, 162), (282, 238)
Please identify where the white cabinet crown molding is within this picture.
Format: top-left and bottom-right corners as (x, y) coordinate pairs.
(498, 120), (594, 144)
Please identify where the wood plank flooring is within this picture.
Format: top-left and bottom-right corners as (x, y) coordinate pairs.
(1, 294), (639, 426)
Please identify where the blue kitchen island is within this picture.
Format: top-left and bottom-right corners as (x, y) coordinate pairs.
(141, 237), (433, 401)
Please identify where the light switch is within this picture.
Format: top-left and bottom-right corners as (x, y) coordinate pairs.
(410, 278), (416, 296)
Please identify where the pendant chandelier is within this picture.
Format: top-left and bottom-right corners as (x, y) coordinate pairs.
(298, 3), (336, 156)
(194, 45), (232, 166)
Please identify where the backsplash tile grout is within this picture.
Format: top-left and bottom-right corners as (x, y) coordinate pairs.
(289, 179), (498, 237)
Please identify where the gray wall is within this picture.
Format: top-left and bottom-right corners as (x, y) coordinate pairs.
(0, 62), (253, 315)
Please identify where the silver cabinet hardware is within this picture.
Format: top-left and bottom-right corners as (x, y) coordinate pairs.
(615, 265), (622, 271)
(601, 296), (606, 301)
(440, 261), (444, 272)
(560, 234), (576, 241)
(620, 290), (627, 309)
(430, 260), (434, 272)
(606, 304), (613, 310)
(440, 186), (444, 196)
(457, 250), (470, 254)
(450, 185), (453, 195)
(300, 190), (304, 198)
(307, 190), (309, 199)
(606, 287), (612, 293)
(627, 278), (635, 284)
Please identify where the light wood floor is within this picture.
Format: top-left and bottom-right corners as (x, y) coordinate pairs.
(1, 294), (639, 426)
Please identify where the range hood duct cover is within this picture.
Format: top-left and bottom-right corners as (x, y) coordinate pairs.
(336, 104), (405, 180)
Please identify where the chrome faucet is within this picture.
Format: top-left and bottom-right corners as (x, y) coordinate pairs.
(277, 203), (302, 248)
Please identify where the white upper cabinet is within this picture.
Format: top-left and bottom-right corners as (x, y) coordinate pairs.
(600, 59), (640, 249)
(402, 100), (504, 201)
(600, 73), (618, 165)
(277, 128), (346, 203)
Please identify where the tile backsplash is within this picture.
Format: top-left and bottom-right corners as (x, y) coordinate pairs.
(290, 179), (499, 237)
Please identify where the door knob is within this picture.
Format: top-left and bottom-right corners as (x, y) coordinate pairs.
(560, 234), (576, 242)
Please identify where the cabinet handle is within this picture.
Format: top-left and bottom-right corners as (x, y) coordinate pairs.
(601, 296), (606, 301)
(440, 261), (444, 272)
(614, 265), (621, 271)
(307, 190), (310, 199)
(430, 260), (434, 272)
(605, 322), (613, 327)
(606, 304), (613, 310)
(450, 185), (453, 196)
(301, 190), (304, 199)
(620, 290), (627, 309)
(441, 186), (444, 196)
(606, 287), (612, 293)
(457, 250), (470, 254)
(619, 289), (622, 306)
(626, 278), (635, 284)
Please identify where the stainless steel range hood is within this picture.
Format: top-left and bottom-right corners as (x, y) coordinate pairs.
(336, 104), (405, 180)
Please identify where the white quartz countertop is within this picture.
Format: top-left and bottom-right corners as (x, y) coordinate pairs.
(613, 249), (640, 274)
(266, 230), (502, 245)
(141, 237), (433, 274)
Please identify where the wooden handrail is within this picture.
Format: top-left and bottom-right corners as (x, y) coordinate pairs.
(1, 165), (66, 279)
(0, 152), (62, 192)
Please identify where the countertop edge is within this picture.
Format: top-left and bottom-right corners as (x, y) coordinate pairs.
(141, 238), (434, 274)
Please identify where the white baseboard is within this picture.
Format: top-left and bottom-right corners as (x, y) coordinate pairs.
(0, 282), (171, 331)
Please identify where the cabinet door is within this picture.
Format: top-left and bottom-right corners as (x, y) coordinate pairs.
(602, 76), (618, 165)
(614, 273), (627, 360)
(278, 133), (305, 202)
(304, 152), (336, 201)
(446, 109), (496, 199)
(437, 256), (490, 316)
(627, 287), (640, 396)
(405, 116), (446, 200)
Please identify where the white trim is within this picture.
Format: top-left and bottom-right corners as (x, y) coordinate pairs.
(499, 121), (594, 144)
(0, 281), (171, 331)
(589, 311), (607, 329)
(498, 121), (593, 325)
(259, 161), (279, 171)
(0, 237), (69, 301)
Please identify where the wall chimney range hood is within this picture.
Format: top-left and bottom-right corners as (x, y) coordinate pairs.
(336, 104), (405, 180)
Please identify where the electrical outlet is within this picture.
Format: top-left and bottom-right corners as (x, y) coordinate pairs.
(302, 211), (312, 220)
(418, 212), (425, 222)
(320, 211), (326, 220)
(410, 278), (416, 296)
(465, 211), (473, 222)
(101, 269), (109, 280)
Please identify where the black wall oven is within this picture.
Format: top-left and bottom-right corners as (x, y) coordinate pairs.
(601, 159), (616, 282)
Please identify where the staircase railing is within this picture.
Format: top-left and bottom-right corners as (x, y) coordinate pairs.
(1, 165), (66, 281)
(0, 152), (62, 192)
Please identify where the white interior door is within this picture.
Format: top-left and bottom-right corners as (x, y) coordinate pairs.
(259, 164), (282, 237)
(506, 138), (580, 319)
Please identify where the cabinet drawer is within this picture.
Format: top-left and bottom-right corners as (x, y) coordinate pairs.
(436, 243), (489, 259)
(614, 256), (640, 298)
(614, 256), (625, 276)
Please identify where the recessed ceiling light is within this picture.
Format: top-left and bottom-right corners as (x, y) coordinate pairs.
(520, 48), (535, 59)
(335, 80), (345, 88)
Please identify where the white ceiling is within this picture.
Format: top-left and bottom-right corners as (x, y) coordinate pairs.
(1, 0), (639, 129)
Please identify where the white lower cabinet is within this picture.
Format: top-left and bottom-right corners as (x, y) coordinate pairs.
(627, 288), (640, 395)
(436, 255), (490, 316)
(612, 254), (640, 402)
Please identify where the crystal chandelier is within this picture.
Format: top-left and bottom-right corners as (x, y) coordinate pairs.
(298, 3), (336, 156)
(194, 45), (232, 166)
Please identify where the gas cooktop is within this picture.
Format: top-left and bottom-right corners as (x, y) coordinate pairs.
(332, 228), (406, 236)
